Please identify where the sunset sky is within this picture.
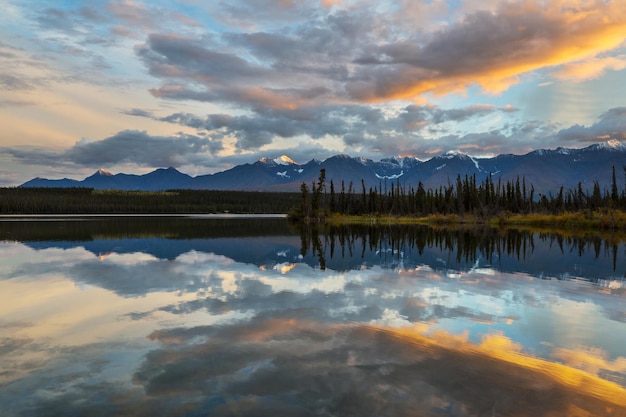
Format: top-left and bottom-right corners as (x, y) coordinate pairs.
(1, 0), (626, 186)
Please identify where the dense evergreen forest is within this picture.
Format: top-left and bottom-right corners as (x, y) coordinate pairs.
(0, 188), (300, 214)
(0, 216), (294, 241)
(290, 167), (626, 221)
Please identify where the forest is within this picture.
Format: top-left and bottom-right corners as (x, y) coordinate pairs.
(0, 188), (300, 214)
(290, 166), (626, 225)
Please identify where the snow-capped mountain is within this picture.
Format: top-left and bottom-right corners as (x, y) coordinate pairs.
(19, 142), (626, 195)
(258, 155), (299, 166)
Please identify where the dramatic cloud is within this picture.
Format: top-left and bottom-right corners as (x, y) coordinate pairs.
(138, 1), (626, 108)
(2, 0), (626, 183)
(348, 1), (626, 101)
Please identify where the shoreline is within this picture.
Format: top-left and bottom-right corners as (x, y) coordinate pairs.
(302, 210), (626, 242)
(316, 209), (626, 229)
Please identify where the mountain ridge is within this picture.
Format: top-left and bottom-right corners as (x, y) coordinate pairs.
(19, 142), (626, 196)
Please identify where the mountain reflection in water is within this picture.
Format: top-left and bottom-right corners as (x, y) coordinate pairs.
(0, 216), (625, 417)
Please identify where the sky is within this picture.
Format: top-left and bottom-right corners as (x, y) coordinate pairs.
(1, 0), (626, 186)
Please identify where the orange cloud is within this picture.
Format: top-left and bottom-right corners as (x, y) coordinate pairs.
(144, 318), (626, 415)
(553, 55), (626, 81)
(349, 0), (626, 102)
(383, 325), (626, 408)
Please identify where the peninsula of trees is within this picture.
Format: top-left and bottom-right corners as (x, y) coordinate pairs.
(290, 167), (626, 229)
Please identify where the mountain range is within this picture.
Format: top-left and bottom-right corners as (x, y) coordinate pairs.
(20, 141), (626, 196)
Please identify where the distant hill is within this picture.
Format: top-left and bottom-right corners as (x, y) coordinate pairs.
(19, 141), (626, 196)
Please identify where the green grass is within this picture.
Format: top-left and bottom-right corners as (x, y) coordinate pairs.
(324, 209), (626, 232)
(488, 209), (626, 230)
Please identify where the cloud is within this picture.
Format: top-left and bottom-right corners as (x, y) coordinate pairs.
(0, 98), (36, 107)
(398, 104), (504, 127)
(149, 103), (514, 154)
(67, 130), (223, 167)
(3, 0), (625, 181)
(120, 1), (626, 163)
(2, 130), (223, 169)
(430, 104), (499, 124)
(33, 1), (202, 39)
(138, 33), (268, 82)
(0, 74), (36, 91)
(553, 55), (626, 81)
(210, 0), (324, 29)
(35, 7), (97, 36)
(16, 2), (205, 91)
(107, 0), (159, 29)
(556, 107), (626, 143)
(122, 108), (154, 118)
(137, 8), (381, 111)
(348, 1), (626, 101)
(138, 1), (626, 110)
(158, 107), (353, 149)
(4, 104), (624, 172)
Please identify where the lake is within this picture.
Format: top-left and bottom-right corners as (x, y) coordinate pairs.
(1, 216), (625, 416)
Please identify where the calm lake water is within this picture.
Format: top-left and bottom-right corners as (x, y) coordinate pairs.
(1, 216), (625, 416)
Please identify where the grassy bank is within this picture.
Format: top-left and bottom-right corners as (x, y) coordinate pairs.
(323, 209), (626, 231)
(488, 210), (626, 229)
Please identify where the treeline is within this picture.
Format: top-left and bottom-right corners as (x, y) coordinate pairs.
(0, 188), (300, 214)
(290, 167), (626, 220)
(0, 216), (294, 241)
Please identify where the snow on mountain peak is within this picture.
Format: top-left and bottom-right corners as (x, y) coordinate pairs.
(556, 147), (570, 155)
(436, 150), (474, 162)
(380, 156), (404, 167)
(605, 139), (624, 149)
(588, 140), (626, 152)
(259, 155), (298, 166)
(275, 155), (298, 165)
(437, 150), (484, 171)
(443, 150), (469, 159)
(96, 168), (113, 176)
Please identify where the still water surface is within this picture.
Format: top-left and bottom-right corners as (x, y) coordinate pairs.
(1, 216), (625, 416)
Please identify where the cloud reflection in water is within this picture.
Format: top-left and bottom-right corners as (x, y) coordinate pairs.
(2, 220), (626, 416)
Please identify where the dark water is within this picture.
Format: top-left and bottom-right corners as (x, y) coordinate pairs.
(1, 216), (625, 416)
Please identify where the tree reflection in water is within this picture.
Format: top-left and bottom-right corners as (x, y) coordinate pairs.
(298, 223), (626, 282)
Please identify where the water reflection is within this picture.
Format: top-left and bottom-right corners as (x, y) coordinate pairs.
(3, 217), (626, 283)
(300, 223), (626, 283)
(1, 217), (625, 416)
